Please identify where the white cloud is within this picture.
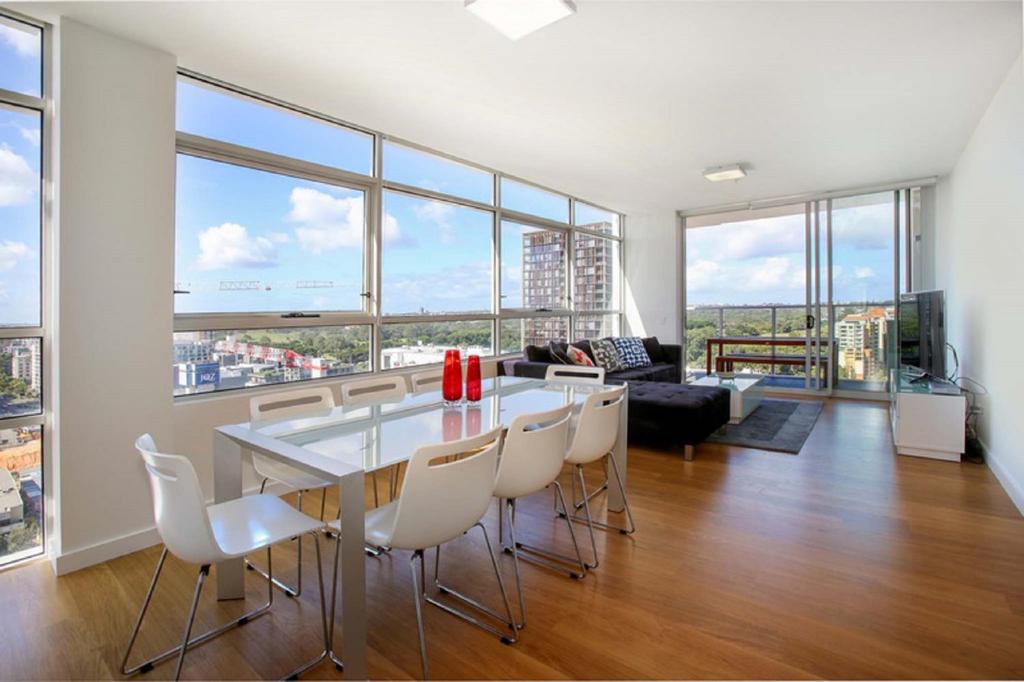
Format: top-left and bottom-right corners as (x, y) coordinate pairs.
(386, 261), (492, 311)
(0, 241), (30, 272)
(383, 212), (416, 247)
(267, 232), (291, 244)
(18, 128), (40, 147)
(196, 222), (277, 271)
(0, 21), (39, 58)
(854, 266), (876, 279)
(288, 187), (365, 253)
(685, 259), (723, 292)
(413, 199), (457, 244)
(746, 256), (796, 289)
(0, 145), (37, 206)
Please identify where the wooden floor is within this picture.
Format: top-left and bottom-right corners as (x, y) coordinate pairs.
(2, 398), (1023, 680)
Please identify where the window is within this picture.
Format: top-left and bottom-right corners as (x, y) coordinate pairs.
(0, 16), (41, 97)
(0, 11), (45, 568)
(175, 74), (624, 391)
(381, 191), (493, 316)
(172, 327), (370, 396)
(381, 321), (493, 369)
(383, 141), (493, 205)
(500, 317), (569, 354)
(574, 313), (619, 341)
(574, 202), (620, 236)
(0, 103), (41, 327)
(500, 178), (569, 223)
(177, 77), (372, 175)
(573, 233), (619, 312)
(500, 221), (567, 310)
(175, 155), (366, 314)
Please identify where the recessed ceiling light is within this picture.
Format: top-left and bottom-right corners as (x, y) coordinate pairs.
(465, 0), (577, 41)
(702, 164), (748, 182)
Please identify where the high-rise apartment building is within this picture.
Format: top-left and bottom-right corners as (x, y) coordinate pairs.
(10, 344), (41, 394)
(520, 221), (616, 345)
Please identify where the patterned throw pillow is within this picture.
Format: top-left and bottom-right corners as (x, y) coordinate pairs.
(612, 336), (653, 369)
(566, 344), (595, 367)
(548, 341), (571, 364)
(590, 338), (624, 372)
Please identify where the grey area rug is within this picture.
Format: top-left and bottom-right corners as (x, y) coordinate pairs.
(705, 399), (823, 454)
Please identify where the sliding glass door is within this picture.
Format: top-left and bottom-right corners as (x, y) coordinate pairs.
(684, 187), (914, 394)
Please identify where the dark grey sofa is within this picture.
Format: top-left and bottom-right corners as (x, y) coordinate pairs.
(501, 337), (729, 458)
(505, 337), (684, 384)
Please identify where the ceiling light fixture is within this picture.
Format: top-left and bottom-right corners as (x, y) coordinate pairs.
(702, 164), (748, 182)
(465, 0), (577, 41)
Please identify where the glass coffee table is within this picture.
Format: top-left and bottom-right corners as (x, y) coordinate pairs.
(691, 375), (766, 424)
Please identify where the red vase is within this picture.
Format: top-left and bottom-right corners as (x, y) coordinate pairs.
(466, 355), (482, 403)
(442, 349), (462, 405)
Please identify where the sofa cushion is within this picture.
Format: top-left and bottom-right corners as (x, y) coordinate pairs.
(642, 336), (666, 364)
(566, 344), (595, 366)
(573, 339), (596, 363)
(525, 344), (553, 363)
(609, 363), (677, 383)
(590, 338), (624, 372)
(612, 336), (653, 369)
(548, 340), (571, 364)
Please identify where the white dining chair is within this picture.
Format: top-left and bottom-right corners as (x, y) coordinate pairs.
(123, 435), (330, 681)
(341, 375), (408, 509)
(327, 427), (516, 680)
(558, 385), (635, 568)
(247, 386), (335, 597)
(410, 369), (443, 394)
(493, 403), (585, 629)
(544, 364), (605, 384)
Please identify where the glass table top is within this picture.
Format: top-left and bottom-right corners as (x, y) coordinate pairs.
(247, 376), (614, 473)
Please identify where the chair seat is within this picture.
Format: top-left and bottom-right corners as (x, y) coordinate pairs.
(328, 500), (398, 549)
(253, 454), (332, 491)
(209, 494), (325, 558)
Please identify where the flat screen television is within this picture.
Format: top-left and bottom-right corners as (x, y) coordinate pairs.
(899, 290), (946, 379)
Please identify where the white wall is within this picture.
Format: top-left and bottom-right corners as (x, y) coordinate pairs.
(624, 210), (682, 344)
(52, 19), (177, 573)
(933, 55), (1024, 514)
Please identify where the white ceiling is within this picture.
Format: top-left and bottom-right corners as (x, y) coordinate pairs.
(19, 1), (1023, 214)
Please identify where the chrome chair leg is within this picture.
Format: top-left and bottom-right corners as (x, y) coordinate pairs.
(573, 460), (609, 510)
(174, 564), (209, 681)
(574, 464), (600, 569)
(428, 524), (518, 644)
(122, 546), (274, 678)
(410, 550), (431, 680)
(561, 456), (637, 536)
(246, 490), (304, 597)
(508, 485), (589, 578)
(282, 532), (331, 680)
(504, 500), (526, 629)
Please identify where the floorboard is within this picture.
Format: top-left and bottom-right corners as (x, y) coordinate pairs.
(0, 398), (1022, 680)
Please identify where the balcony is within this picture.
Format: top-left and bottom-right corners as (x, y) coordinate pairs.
(686, 303), (894, 392)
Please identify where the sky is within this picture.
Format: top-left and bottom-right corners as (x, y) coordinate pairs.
(175, 77), (620, 318)
(686, 193), (897, 307)
(0, 17), (42, 328)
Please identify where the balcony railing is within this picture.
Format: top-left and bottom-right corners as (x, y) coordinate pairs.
(686, 303), (895, 391)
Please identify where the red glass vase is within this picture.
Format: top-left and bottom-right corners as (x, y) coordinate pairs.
(442, 349), (462, 406)
(465, 354), (482, 403)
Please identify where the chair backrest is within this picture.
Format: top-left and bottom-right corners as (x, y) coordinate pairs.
(386, 427), (503, 551)
(249, 386), (335, 423)
(249, 387), (336, 485)
(493, 404), (573, 500)
(134, 434), (223, 565)
(409, 370), (443, 394)
(479, 359), (499, 379)
(545, 364), (605, 384)
(341, 376), (407, 407)
(566, 385), (626, 465)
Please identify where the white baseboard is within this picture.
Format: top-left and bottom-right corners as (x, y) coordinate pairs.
(983, 439), (1024, 517)
(52, 480), (293, 576)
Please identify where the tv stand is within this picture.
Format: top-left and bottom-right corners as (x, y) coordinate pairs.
(889, 369), (966, 461)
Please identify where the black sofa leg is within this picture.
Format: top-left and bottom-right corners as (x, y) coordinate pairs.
(683, 444), (695, 461)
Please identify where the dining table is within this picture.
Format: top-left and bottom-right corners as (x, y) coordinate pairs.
(211, 375), (630, 679)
